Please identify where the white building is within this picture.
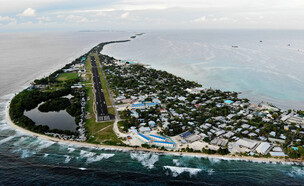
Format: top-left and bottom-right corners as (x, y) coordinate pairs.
(256, 142), (271, 155)
(139, 127), (151, 133)
(235, 139), (258, 150)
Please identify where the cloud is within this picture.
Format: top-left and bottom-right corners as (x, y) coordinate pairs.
(37, 16), (51, 21)
(191, 16), (207, 22)
(0, 16), (16, 21)
(120, 12), (130, 19)
(65, 15), (89, 23)
(18, 8), (36, 17)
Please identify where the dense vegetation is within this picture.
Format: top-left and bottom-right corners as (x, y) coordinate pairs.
(9, 88), (76, 135)
(38, 98), (71, 112)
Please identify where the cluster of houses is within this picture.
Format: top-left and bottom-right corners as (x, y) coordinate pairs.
(102, 58), (304, 158)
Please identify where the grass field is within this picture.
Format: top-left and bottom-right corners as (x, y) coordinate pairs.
(117, 120), (126, 133)
(56, 73), (78, 81)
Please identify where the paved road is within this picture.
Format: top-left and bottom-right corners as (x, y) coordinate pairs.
(90, 56), (110, 121)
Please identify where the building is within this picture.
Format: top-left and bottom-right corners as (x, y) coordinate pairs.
(269, 151), (287, 157)
(148, 121), (156, 128)
(179, 131), (200, 143)
(287, 116), (304, 125)
(210, 138), (228, 146)
(138, 133), (150, 142)
(129, 127), (138, 134)
(146, 102), (160, 107)
(154, 141), (175, 148)
(235, 139), (258, 150)
(224, 100), (234, 104)
(256, 142), (271, 155)
(139, 127), (151, 133)
(131, 103), (146, 109)
(149, 134), (166, 141)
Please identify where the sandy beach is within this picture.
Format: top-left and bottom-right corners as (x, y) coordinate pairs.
(5, 102), (303, 165)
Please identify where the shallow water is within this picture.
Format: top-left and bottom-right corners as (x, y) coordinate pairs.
(0, 31), (304, 184)
(103, 30), (304, 110)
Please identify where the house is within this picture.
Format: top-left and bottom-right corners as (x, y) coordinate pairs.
(149, 134), (166, 141)
(129, 127), (138, 134)
(131, 103), (146, 109)
(139, 127), (151, 133)
(269, 131), (276, 137)
(210, 138), (228, 146)
(270, 151), (287, 157)
(148, 121), (156, 128)
(256, 142), (271, 155)
(138, 133), (150, 142)
(235, 139), (258, 150)
(287, 116), (304, 125)
(154, 141), (175, 148)
(224, 100), (234, 104)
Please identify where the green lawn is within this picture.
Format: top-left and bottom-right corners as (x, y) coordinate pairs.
(117, 120), (126, 133)
(56, 73), (78, 81)
(86, 120), (124, 145)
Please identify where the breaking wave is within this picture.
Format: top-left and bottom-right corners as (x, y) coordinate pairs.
(0, 135), (18, 145)
(79, 150), (114, 164)
(163, 166), (202, 177)
(208, 157), (221, 164)
(130, 151), (159, 169)
(12, 148), (36, 159)
(86, 153), (115, 164)
(287, 167), (304, 178)
(64, 155), (72, 163)
(173, 159), (182, 166)
(35, 140), (56, 151)
(67, 147), (76, 154)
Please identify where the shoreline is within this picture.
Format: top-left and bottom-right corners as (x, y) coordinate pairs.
(5, 102), (304, 165)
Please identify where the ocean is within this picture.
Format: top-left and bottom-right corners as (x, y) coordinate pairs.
(0, 30), (304, 185)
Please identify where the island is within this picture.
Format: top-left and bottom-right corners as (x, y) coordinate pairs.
(7, 38), (304, 163)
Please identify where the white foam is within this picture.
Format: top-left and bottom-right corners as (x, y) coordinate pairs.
(163, 166), (202, 177)
(13, 136), (29, 146)
(64, 155), (72, 163)
(79, 167), (86, 170)
(36, 140), (56, 151)
(208, 157), (221, 164)
(287, 167), (304, 178)
(43, 154), (49, 158)
(173, 159), (182, 166)
(68, 147), (76, 154)
(0, 135), (17, 145)
(86, 153), (115, 164)
(130, 151), (159, 169)
(207, 169), (215, 175)
(20, 149), (36, 159)
(80, 150), (96, 158)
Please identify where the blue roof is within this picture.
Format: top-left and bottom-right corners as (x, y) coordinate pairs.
(154, 141), (174, 145)
(139, 133), (150, 141)
(150, 134), (166, 140)
(224, 100), (234, 104)
(146, 102), (159, 107)
(132, 103), (145, 108)
(180, 131), (193, 138)
(292, 147), (299, 151)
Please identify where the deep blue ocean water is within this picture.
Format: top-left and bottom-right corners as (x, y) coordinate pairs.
(0, 30), (304, 185)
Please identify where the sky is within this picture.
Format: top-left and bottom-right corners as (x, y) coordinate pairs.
(1, 0), (304, 31)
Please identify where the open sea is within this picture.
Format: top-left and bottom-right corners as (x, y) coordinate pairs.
(0, 30), (304, 185)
